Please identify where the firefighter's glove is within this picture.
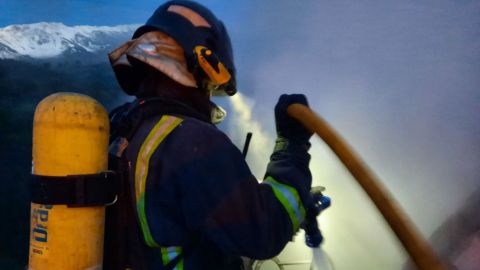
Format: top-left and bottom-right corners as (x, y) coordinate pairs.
(274, 94), (313, 144)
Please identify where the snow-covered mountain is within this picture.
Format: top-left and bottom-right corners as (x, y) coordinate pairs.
(0, 22), (138, 59)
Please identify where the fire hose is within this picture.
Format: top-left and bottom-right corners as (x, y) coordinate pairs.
(287, 104), (447, 270)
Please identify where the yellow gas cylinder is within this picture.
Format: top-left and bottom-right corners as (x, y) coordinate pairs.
(29, 93), (109, 270)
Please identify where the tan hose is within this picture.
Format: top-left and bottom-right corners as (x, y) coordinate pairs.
(287, 104), (446, 270)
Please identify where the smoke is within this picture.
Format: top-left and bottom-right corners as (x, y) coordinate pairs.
(224, 0), (480, 269)
(227, 93), (272, 179)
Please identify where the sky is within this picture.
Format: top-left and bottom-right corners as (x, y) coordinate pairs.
(0, 0), (237, 26)
(2, 0), (480, 269)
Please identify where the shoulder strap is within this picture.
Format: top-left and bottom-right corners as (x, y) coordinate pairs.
(104, 151), (152, 270)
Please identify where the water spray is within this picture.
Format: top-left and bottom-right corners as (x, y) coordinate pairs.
(231, 94), (334, 269)
(287, 103), (447, 270)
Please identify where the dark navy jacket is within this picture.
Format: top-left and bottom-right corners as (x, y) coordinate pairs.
(112, 99), (312, 270)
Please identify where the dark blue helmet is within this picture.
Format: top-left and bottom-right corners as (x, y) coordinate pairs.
(133, 0), (236, 96)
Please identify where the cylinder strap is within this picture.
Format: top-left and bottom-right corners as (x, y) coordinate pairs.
(30, 171), (117, 207)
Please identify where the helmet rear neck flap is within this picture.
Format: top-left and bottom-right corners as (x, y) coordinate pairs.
(131, 0), (237, 97)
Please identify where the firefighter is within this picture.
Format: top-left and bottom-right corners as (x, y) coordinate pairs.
(106, 1), (313, 269)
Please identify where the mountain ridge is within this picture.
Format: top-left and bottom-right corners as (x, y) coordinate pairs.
(0, 22), (138, 60)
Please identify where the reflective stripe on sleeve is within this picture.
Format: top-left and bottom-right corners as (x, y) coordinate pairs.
(263, 176), (306, 232)
(161, 246), (184, 270)
(135, 115), (183, 247)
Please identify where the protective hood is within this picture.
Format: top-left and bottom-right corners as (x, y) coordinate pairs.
(109, 31), (197, 95)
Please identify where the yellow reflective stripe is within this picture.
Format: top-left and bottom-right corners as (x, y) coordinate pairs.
(264, 176), (306, 232)
(135, 116), (182, 202)
(161, 246), (183, 270)
(134, 115), (183, 247)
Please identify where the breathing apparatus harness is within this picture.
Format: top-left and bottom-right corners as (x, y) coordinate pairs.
(105, 96), (213, 270)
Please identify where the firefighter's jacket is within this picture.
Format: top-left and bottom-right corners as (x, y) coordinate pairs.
(112, 98), (312, 270)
